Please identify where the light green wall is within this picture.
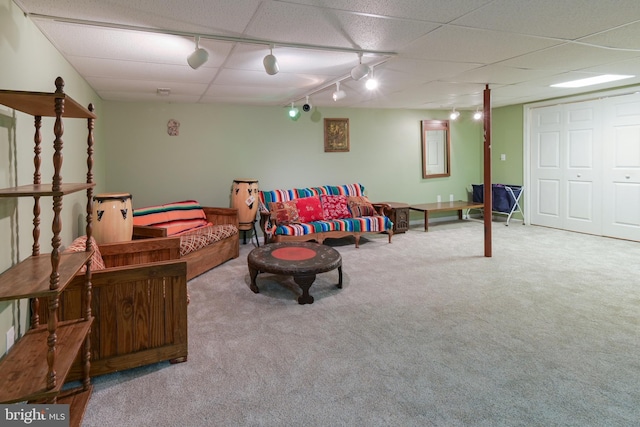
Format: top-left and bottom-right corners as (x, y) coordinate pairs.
(492, 104), (524, 185)
(0, 0), (103, 354)
(103, 102), (484, 212)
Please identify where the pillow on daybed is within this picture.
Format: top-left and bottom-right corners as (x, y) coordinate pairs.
(178, 224), (238, 257)
(133, 200), (210, 236)
(64, 235), (106, 271)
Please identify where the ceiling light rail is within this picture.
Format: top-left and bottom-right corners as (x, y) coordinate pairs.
(26, 13), (398, 57)
(284, 56), (392, 107)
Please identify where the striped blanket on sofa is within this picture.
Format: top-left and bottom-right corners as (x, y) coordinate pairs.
(258, 183), (392, 247)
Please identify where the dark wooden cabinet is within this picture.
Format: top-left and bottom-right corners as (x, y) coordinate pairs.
(379, 202), (410, 233)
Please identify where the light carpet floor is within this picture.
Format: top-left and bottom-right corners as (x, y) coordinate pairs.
(81, 221), (640, 427)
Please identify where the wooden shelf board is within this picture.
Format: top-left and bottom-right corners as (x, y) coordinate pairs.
(0, 183), (95, 198)
(57, 385), (93, 427)
(0, 252), (93, 301)
(0, 318), (93, 403)
(0, 90), (96, 119)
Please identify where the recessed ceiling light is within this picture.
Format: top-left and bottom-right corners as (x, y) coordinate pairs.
(551, 74), (634, 88)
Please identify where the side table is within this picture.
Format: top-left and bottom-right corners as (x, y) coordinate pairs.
(378, 202), (410, 233)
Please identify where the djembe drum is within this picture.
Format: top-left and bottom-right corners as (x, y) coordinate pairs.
(231, 179), (259, 245)
(92, 192), (133, 244)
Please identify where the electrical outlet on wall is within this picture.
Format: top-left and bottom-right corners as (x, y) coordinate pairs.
(6, 326), (15, 352)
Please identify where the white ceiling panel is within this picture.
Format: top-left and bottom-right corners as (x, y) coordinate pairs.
(402, 26), (562, 64)
(500, 42), (640, 72)
(12, 0), (640, 109)
(245, 1), (439, 52)
(579, 21), (640, 51)
(285, 0), (494, 23)
(451, 0), (640, 40)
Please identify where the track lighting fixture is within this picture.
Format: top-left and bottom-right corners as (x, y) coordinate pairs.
(288, 102), (300, 120)
(449, 108), (460, 120)
(303, 96), (312, 112)
(332, 82), (346, 101)
(350, 53), (371, 81)
(365, 68), (378, 90)
(473, 108), (483, 121)
(263, 45), (279, 75)
(187, 36), (209, 69)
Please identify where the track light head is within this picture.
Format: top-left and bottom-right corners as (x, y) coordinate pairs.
(473, 109), (483, 121)
(288, 102), (300, 120)
(302, 96), (312, 112)
(263, 46), (279, 75)
(450, 108), (460, 120)
(365, 68), (378, 90)
(351, 53), (371, 81)
(351, 63), (371, 81)
(332, 82), (346, 101)
(187, 36), (209, 69)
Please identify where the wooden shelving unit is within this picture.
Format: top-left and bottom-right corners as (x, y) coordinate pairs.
(0, 77), (96, 426)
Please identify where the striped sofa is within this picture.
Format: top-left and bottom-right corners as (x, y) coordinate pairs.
(258, 183), (393, 248)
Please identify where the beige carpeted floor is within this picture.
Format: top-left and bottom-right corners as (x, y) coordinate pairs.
(81, 220), (640, 427)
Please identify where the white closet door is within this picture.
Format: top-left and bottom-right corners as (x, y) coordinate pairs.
(563, 101), (602, 235)
(530, 105), (564, 229)
(602, 95), (640, 241)
(530, 102), (602, 235)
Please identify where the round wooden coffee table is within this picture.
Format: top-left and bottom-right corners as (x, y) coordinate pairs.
(247, 242), (342, 304)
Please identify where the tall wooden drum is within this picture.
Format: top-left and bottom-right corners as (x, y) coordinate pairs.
(231, 179), (259, 231)
(92, 193), (133, 244)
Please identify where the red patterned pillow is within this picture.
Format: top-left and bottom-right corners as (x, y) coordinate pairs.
(295, 196), (324, 223)
(268, 200), (300, 225)
(64, 235), (106, 271)
(347, 196), (376, 217)
(320, 194), (351, 220)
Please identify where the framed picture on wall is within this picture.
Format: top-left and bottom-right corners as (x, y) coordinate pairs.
(324, 118), (350, 152)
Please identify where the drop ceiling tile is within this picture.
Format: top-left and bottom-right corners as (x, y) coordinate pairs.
(286, 0), (493, 23)
(452, 0), (640, 40)
(86, 76), (208, 95)
(449, 65), (561, 86)
(403, 26), (561, 64)
(383, 58), (484, 84)
(500, 42), (640, 71)
(245, 1), (438, 52)
(581, 56), (640, 75)
(23, 0), (262, 34)
(69, 57), (218, 84)
(578, 21), (640, 51)
(214, 69), (335, 96)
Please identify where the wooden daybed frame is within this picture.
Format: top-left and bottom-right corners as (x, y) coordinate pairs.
(132, 207), (240, 280)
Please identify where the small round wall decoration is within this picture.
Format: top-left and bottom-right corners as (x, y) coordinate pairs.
(167, 119), (180, 136)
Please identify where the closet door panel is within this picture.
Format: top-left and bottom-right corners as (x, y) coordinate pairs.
(563, 103), (601, 235)
(603, 96), (640, 241)
(530, 106), (564, 228)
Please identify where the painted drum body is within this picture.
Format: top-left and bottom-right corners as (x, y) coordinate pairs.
(92, 192), (133, 243)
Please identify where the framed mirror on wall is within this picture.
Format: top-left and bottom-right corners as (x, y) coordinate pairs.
(421, 119), (450, 178)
